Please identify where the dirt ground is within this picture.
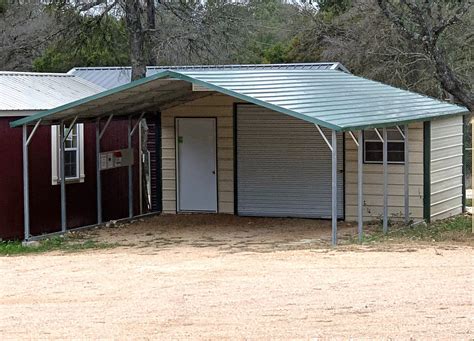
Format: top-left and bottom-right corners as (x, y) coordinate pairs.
(1, 215), (473, 339)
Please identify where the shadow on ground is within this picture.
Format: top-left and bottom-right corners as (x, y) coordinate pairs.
(79, 214), (359, 253)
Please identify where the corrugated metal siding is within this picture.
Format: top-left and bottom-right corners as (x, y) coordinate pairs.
(0, 72), (103, 111)
(430, 116), (464, 220)
(236, 104), (343, 218)
(70, 63), (343, 89)
(345, 123), (424, 221)
(0, 118), (141, 240)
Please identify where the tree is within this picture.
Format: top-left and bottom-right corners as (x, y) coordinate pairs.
(33, 16), (130, 72)
(315, 0), (351, 15)
(51, 1), (254, 78)
(0, 2), (62, 70)
(290, 0), (473, 107)
(376, 0), (473, 111)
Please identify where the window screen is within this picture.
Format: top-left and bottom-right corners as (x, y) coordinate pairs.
(364, 128), (405, 164)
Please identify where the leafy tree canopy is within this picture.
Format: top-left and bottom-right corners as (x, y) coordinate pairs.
(33, 16), (130, 72)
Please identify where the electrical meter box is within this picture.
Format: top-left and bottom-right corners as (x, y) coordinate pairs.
(100, 148), (134, 171)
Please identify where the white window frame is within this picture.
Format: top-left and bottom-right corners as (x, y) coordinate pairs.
(51, 124), (85, 185)
(363, 128), (405, 164)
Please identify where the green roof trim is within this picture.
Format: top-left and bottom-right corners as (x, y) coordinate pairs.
(11, 68), (469, 131)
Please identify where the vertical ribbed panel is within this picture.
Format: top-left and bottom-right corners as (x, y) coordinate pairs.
(430, 115), (463, 220)
(236, 104), (343, 218)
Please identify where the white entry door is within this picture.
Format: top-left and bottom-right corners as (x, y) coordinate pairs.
(176, 118), (217, 212)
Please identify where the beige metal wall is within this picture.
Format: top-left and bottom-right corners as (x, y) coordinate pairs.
(344, 123), (424, 221)
(162, 97), (429, 221)
(161, 94), (235, 214)
(430, 115), (464, 220)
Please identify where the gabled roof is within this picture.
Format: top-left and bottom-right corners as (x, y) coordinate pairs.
(69, 63), (348, 89)
(11, 69), (468, 131)
(0, 71), (104, 112)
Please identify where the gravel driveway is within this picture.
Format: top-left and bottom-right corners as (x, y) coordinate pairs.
(0, 215), (472, 339)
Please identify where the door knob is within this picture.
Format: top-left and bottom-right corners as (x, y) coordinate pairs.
(212, 170), (216, 175)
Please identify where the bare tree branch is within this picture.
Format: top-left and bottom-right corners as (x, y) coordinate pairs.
(376, 0), (420, 41)
(433, 1), (473, 40)
(377, 0), (473, 111)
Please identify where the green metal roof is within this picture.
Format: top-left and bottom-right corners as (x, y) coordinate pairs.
(11, 69), (469, 131)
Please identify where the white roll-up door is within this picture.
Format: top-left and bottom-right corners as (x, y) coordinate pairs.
(236, 104), (344, 218)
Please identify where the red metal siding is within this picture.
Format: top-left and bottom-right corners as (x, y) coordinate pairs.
(100, 119), (141, 222)
(0, 117), (141, 240)
(0, 119), (23, 239)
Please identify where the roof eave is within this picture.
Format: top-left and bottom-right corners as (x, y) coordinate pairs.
(339, 109), (470, 131)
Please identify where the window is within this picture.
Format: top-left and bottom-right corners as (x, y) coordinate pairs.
(364, 128), (405, 164)
(51, 124), (85, 185)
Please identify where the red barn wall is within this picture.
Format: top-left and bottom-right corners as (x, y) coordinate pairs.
(0, 117), (142, 240)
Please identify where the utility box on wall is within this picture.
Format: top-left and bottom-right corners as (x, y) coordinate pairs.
(100, 148), (134, 171)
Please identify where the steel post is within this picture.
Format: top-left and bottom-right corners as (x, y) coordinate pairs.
(22, 125), (29, 241)
(404, 124), (410, 224)
(357, 130), (363, 242)
(59, 121), (66, 231)
(96, 118), (102, 224)
(128, 116), (133, 218)
(331, 130), (338, 245)
(383, 127), (388, 233)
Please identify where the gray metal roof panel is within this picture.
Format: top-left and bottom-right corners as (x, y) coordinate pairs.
(0, 71), (104, 111)
(11, 69), (469, 131)
(175, 70), (467, 129)
(69, 62), (347, 89)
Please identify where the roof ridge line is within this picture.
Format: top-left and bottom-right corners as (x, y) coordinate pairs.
(0, 71), (73, 77)
(69, 62), (343, 71)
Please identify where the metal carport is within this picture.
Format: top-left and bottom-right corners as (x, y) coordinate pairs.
(11, 69), (469, 245)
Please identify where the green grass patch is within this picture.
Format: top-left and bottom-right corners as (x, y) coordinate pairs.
(0, 235), (116, 256)
(350, 215), (472, 244)
(466, 198), (472, 207)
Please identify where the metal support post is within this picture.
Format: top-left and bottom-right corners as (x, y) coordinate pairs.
(383, 127), (388, 233)
(95, 114), (114, 224)
(22, 120), (42, 241)
(314, 124), (337, 245)
(22, 125), (29, 241)
(130, 112), (145, 136)
(59, 120), (66, 232)
(96, 118), (102, 224)
(99, 114), (114, 140)
(63, 116), (78, 142)
(404, 124), (410, 224)
(331, 130), (338, 245)
(128, 116), (133, 218)
(357, 130), (364, 242)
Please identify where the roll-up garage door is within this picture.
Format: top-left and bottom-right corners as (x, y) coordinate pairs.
(236, 104), (344, 218)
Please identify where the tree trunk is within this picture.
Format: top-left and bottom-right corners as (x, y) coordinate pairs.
(376, 0), (473, 112)
(123, 0), (157, 213)
(146, 0), (157, 66)
(431, 45), (474, 112)
(124, 0), (146, 81)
